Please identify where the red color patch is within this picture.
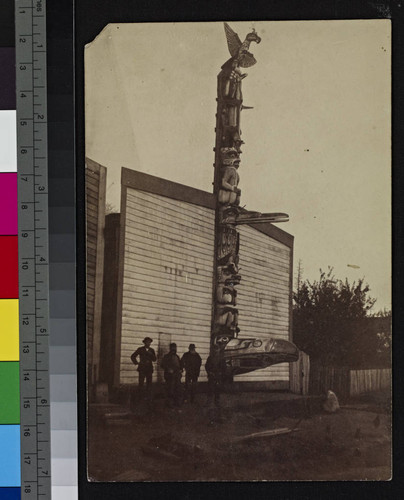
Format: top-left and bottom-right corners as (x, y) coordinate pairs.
(0, 236), (18, 298)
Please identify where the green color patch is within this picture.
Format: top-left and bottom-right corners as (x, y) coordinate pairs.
(0, 362), (20, 424)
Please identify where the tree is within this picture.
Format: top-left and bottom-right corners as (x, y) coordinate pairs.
(292, 267), (384, 367)
(366, 309), (392, 366)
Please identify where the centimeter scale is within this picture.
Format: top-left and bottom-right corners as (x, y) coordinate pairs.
(16, 0), (51, 498)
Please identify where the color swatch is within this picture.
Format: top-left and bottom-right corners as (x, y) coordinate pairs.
(0, 174), (18, 234)
(0, 236), (19, 298)
(0, 2), (21, 497)
(0, 47), (16, 110)
(0, 426), (21, 487)
(0, 110), (17, 172)
(0, 300), (19, 361)
(0, 363), (20, 424)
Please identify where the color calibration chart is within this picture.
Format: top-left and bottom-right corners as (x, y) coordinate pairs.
(1, 1), (78, 499)
(0, 26), (23, 500)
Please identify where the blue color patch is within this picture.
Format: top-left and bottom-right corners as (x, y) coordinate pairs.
(0, 487), (20, 499)
(0, 426), (20, 486)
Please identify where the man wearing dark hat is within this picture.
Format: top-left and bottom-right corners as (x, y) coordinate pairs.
(161, 343), (183, 407)
(181, 344), (202, 403)
(131, 337), (156, 399)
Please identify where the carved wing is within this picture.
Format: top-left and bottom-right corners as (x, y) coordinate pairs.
(239, 51), (257, 68)
(224, 22), (242, 58)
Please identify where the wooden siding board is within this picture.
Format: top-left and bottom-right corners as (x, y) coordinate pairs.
(121, 264), (214, 288)
(240, 229), (292, 251)
(121, 307), (212, 323)
(122, 275), (214, 295)
(122, 289), (214, 309)
(86, 178), (101, 191)
(124, 230), (215, 260)
(124, 222), (215, 251)
(122, 167), (216, 210)
(86, 164), (100, 372)
(125, 222), (215, 246)
(86, 221), (98, 231)
(122, 252), (215, 278)
(126, 193), (216, 230)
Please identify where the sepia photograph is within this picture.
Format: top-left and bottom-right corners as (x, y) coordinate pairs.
(84, 20), (391, 481)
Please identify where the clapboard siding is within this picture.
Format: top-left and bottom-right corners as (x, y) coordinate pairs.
(234, 224), (292, 382)
(86, 158), (106, 386)
(119, 188), (215, 384)
(115, 169), (293, 388)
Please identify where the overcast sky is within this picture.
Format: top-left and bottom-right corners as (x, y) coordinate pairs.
(85, 20), (391, 311)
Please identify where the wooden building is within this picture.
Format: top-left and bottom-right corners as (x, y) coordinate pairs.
(95, 166), (294, 392)
(85, 158), (106, 392)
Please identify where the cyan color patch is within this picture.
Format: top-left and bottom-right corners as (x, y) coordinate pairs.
(0, 425), (21, 486)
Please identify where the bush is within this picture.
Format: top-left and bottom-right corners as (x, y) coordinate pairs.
(293, 267), (390, 368)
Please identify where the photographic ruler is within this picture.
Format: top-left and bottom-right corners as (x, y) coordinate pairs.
(15, 0), (51, 498)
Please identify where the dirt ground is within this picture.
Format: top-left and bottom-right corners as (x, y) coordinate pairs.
(87, 388), (391, 482)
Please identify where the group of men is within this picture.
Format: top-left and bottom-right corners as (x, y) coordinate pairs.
(131, 337), (227, 407)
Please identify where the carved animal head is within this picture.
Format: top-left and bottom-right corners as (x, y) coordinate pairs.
(221, 147), (239, 159)
(214, 336), (230, 346)
(221, 147), (240, 166)
(246, 29), (261, 44)
(223, 337), (299, 375)
(217, 265), (241, 284)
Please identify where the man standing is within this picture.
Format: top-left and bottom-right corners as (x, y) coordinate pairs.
(131, 337), (156, 399)
(205, 345), (227, 407)
(181, 344), (202, 403)
(161, 343), (183, 407)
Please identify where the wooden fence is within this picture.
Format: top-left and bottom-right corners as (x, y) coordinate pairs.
(290, 351), (310, 395)
(350, 368), (391, 396)
(309, 363), (391, 400)
(309, 365), (350, 400)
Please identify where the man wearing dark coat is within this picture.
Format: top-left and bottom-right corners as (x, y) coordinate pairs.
(181, 344), (202, 403)
(205, 345), (228, 407)
(161, 343), (183, 407)
(131, 337), (156, 398)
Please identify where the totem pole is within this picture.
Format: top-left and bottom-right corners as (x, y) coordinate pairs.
(211, 23), (261, 349)
(210, 24), (296, 374)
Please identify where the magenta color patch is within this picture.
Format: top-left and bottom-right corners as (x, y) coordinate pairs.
(0, 173), (18, 235)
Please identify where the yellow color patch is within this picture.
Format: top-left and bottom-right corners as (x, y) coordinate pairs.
(0, 299), (19, 361)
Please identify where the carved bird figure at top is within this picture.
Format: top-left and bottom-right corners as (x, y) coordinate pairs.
(224, 22), (261, 68)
